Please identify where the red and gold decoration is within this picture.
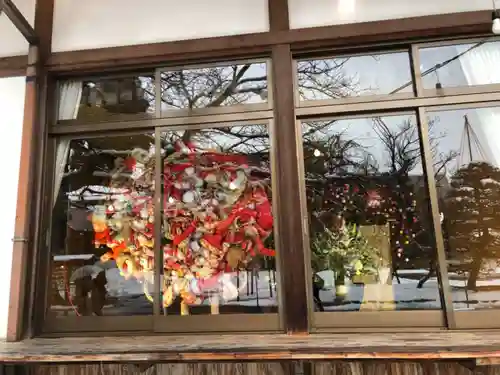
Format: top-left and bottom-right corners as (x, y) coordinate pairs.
(91, 139), (275, 313)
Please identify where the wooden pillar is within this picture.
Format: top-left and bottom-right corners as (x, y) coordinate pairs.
(7, 44), (39, 342)
(7, 0), (54, 341)
(268, 0), (290, 32)
(269, 0), (309, 334)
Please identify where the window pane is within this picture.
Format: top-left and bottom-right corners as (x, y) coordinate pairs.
(296, 52), (413, 101)
(302, 114), (441, 312)
(427, 106), (500, 310)
(159, 124), (277, 315)
(159, 62), (268, 112)
(419, 40), (500, 91)
(57, 75), (156, 123)
(49, 134), (156, 317)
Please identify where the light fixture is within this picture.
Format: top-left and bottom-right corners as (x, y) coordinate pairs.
(493, 15), (500, 34)
(493, 0), (500, 34)
(338, 0), (356, 19)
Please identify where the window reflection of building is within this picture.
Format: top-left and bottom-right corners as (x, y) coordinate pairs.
(65, 76), (155, 123)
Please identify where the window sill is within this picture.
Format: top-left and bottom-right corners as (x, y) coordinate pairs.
(2, 331), (500, 363)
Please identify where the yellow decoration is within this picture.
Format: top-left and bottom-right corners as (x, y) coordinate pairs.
(354, 260), (364, 276)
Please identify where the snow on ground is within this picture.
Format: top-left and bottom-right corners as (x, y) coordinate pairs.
(52, 265), (500, 316)
(316, 269), (500, 311)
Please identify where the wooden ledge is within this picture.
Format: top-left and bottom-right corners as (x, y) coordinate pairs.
(2, 332), (500, 363)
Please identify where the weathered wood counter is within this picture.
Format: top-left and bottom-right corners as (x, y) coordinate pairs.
(2, 331), (500, 364)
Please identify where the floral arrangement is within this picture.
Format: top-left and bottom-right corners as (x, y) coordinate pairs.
(91, 139), (275, 312)
(310, 222), (381, 283)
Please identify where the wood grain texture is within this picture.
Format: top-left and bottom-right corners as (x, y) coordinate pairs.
(32, 361), (500, 375)
(7, 0), (54, 342)
(0, 55), (27, 77)
(271, 43), (309, 333)
(7, 47), (39, 342)
(34, 363), (287, 375)
(268, 0), (289, 32)
(313, 362), (500, 375)
(3, 332), (500, 363)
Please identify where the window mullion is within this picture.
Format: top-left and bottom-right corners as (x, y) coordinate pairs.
(271, 43), (309, 333)
(416, 106), (456, 329)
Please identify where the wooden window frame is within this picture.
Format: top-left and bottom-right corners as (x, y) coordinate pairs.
(295, 40), (500, 331)
(40, 36), (500, 335)
(41, 70), (281, 335)
(3, 0), (497, 340)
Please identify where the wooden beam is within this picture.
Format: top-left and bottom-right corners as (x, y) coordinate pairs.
(268, 0), (289, 32)
(0, 56), (28, 78)
(2, 332), (500, 363)
(7, 44), (39, 342)
(476, 357), (500, 366)
(32, 0), (54, 62)
(1, 0), (38, 45)
(46, 10), (491, 73)
(6, 0), (54, 342)
(271, 43), (309, 334)
(268, 0), (308, 337)
(22, 0), (53, 340)
(286, 10), (491, 52)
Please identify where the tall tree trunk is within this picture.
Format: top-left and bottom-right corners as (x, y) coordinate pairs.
(467, 230), (490, 290)
(417, 261), (435, 289)
(467, 256), (482, 291)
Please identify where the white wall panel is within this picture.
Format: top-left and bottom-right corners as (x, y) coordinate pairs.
(289, 0), (493, 29)
(52, 0), (269, 52)
(0, 0), (36, 57)
(0, 77), (25, 339)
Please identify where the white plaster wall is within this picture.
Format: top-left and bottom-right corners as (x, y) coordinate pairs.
(52, 0), (269, 52)
(289, 0), (493, 29)
(0, 77), (25, 339)
(0, 0), (36, 57)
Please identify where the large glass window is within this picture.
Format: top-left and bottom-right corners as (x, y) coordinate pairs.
(295, 39), (500, 328)
(57, 75), (156, 124)
(296, 51), (413, 102)
(159, 61), (269, 113)
(302, 113), (441, 312)
(427, 105), (500, 311)
(48, 59), (276, 333)
(419, 39), (500, 93)
(49, 134), (156, 318)
(44, 37), (500, 334)
(48, 124), (278, 323)
(158, 124), (277, 315)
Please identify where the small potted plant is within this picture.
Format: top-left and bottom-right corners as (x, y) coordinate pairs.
(311, 221), (381, 298)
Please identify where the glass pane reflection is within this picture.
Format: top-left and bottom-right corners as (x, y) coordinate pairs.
(159, 124), (277, 315)
(297, 52), (413, 101)
(57, 75), (156, 123)
(428, 106), (500, 310)
(49, 134), (156, 317)
(303, 114), (442, 312)
(419, 40), (500, 91)
(160, 62), (268, 112)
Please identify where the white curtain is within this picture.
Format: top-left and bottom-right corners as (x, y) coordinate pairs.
(457, 43), (500, 167)
(53, 81), (82, 205)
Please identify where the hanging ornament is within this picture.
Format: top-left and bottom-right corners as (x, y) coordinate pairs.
(92, 142), (276, 311)
(366, 189), (382, 208)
